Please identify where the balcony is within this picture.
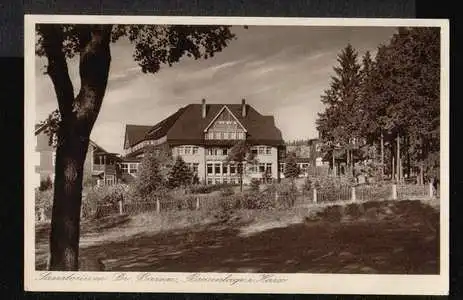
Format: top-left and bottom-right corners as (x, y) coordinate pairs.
(92, 164), (117, 175)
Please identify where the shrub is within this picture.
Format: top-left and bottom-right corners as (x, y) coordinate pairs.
(82, 184), (128, 219)
(302, 177), (312, 195)
(249, 178), (260, 193)
(190, 183), (236, 194)
(168, 156), (194, 188)
(39, 176), (53, 191)
(35, 189), (54, 221)
(242, 191), (275, 209)
(220, 185), (235, 197)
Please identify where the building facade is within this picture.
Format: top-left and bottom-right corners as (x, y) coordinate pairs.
(122, 99), (285, 185)
(280, 138), (327, 178)
(34, 124), (121, 188)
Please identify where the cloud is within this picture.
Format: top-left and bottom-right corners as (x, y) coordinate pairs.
(35, 25), (397, 153)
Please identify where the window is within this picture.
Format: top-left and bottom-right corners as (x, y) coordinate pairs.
(230, 178), (236, 184)
(129, 163), (138, 174)
(249, 164), (257, 173)
(214, 178), (221, 185)
(207, 148), (213, 155)
(192, 147), (199, 154)
(207, 163), (213, 174)
(192, 163), (199, 174)
(266, 163), (272, 174)
(258, 146), (265, 155)
(184, 146), (191, 155)
(251, 147), (258, 155)
(259, 163), (266, 173)
(230, 164), (236, 174)
(52, 151), (56, 166)
(177, 147), (184, 155)
(207, 178), (213, 185)
(223, 178), (228, 184)
(213, 132), (218, 139)
(214, 163), (221, 174)
(279, 163), (285, 173)
(228, 132), (233, 139)
(220, 132), (224, 140)
(222, 164), (228, 174)
(222, 148), (228, 155)
(266, 146), (272, 155)
(121, 163), (129, 173)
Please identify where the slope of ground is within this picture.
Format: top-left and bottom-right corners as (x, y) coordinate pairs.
(36, 199), (439, 274)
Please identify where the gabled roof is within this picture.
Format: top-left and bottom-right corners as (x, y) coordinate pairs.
(123, 102), (285, 148)
(203, 105), (247, 133)
(166, 104), (284, 146)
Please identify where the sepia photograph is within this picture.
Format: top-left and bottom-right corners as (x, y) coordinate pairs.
(24, 15), (449, 294)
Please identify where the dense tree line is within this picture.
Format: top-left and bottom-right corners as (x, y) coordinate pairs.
(316, 27), (440, 184)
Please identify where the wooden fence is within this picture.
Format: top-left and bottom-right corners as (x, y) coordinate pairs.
(86, 182), (437, 219)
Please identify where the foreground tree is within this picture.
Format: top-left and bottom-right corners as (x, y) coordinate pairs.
(283, 152), (300, 182)
(36, 24), (235, 270)
(225, 141), (257, 192)
(168, 156), (194, 188)
(134, 149), (164, 200)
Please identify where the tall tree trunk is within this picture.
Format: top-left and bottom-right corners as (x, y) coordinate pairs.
(332, 149), (335, 176)
(239, 163), (243, 192)
(44, 25), (112, 271)
(396, 132), (401, 183)
(351, 149), (355, 177)
(380, 131), (384, 177)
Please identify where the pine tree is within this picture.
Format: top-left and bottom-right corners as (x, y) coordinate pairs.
(316, 44), (362, 175)
(134, 150), (164, 200)
(168, 156), (193, 188)
(284, 153), (300, 180)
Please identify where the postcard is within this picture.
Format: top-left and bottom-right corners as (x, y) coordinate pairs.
(24, 15), (449, 295)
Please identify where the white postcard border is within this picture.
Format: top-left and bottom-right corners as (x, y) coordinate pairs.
(24, 15), (450, 295)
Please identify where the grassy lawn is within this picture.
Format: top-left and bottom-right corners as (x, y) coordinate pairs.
(36, 199), (439, 274)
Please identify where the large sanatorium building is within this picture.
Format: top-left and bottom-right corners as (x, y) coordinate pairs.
(121, 99), (286, 185)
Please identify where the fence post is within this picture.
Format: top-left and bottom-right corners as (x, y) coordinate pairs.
(118, 199), (124, 215)
(39, 207), (46, 222)
(156, 197), (160, 214)
(313, 188), (317, 203)
(392, 183), (397, 200)
(351, 186), (356, 202)
(196, 197), (200, 210)
(429, 182), (434, 198)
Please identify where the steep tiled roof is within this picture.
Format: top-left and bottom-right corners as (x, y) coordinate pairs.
(166, 104), (284, 146)
(124, 102), (285, 148)
(124, 125), (153, 148)
(145, 107), (186, 140)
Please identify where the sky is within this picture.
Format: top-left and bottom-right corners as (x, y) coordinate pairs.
(35, 25), (397, 154)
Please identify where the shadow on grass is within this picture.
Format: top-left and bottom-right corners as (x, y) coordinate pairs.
(36, 200), (439, 274)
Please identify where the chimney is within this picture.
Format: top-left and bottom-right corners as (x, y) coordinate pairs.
(241, 98), (246, 117)
(201, 98), (206, 118)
